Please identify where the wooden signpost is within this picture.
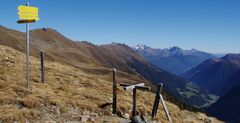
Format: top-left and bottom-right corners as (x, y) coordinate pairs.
(17, 5), (39, 23)
(17, 2), (40, 89)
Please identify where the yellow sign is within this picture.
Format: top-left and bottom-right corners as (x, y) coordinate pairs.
(18, 5), (39, 21)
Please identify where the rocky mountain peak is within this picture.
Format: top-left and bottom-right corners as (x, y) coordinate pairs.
(133, 44), (150, 50)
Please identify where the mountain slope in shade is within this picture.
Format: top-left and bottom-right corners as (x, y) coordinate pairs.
(207, 84), (240, 123)
(182, 54), (240, 96)
(211, 70), (240, 96)
(133, 44), (214, 75)
(0, 26), (217, 107)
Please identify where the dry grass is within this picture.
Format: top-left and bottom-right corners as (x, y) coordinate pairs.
(0, 45), (222, 122)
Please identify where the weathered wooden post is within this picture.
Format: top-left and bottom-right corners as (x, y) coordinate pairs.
(40, 50), (45, 83)
(112, 68), (117, 114)
(120, 83), (150, 117)
(120, 83), (151, 122)
(132, 87), (137, 116)
(160, 93), (172, 123)
(152, 83), (163, 118)
(151, 83), (172, 123)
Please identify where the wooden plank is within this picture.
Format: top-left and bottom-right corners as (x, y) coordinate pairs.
(124, 83), (145, 90)
(135, 86), (151, 91)
(119, 83), (131, 87)
(17, 19), (36, 24)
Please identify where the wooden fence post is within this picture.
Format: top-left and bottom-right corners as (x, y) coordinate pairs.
(152, 83), (163, 118)
(160, 94), (172, 123)
(120, 83), (150, 121)
(151, 83), (172, 123)
(132, 87), (137, 117)
(40, 50), (45, 83)
(112, 68), (117, 114)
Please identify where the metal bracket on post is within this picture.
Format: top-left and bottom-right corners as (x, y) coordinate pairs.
(151, 83), (172, 123)
(112, 68), (117, 115)
(40, 50), (45, 83)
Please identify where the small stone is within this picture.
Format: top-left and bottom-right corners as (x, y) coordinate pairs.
(90, 113), (98, 118)
(80, 115), (90, 122)
(124, 113), (130, 119)
(83, 110), (90, 115)
(89, 117), (95, 122)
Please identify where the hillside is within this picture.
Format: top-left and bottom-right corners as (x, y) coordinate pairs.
(0, 26), (217, 107)
(182, 54), (240, 96)
(133, 45), (214, 75)
(0, 44), (222, 122)
(211, 70), (240, 96)
(205, 70), (240, 122)
(207, 85), (240, 123)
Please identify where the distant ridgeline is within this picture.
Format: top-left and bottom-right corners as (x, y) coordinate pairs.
(133, 44), (215, 75)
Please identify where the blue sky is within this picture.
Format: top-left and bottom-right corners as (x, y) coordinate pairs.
(1, 0), (240, 53)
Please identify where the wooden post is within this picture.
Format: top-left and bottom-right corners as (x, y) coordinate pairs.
(112, 68), (117, 114)
(132, 87), (137, 117)
(40, 51), (45, 83)
(132, 86), (150, 117)
(151, 83), (172, 122)
(152, 83), (163, 118)
(119, 83), (150, 119)
(160, 94), (172, 123)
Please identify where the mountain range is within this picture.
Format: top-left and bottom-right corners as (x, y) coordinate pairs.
(0, 25), (218, 108)
(133, 44), (215, 75)
(131, 42), (240, 122)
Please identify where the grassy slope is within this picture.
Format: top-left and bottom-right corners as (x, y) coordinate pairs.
(0, 45), (222, 122)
